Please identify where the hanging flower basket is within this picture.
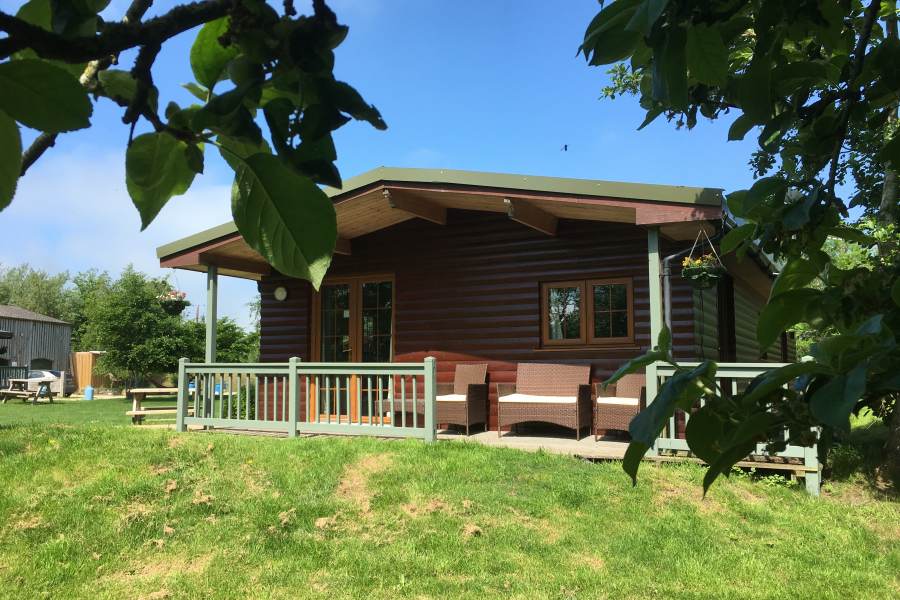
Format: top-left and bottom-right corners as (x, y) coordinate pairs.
(681, 255), (725, 289)
(158, 290), (190, 315)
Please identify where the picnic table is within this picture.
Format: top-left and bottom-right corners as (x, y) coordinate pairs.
(1, 378), (55, 405)
(126, 387), (192, 424)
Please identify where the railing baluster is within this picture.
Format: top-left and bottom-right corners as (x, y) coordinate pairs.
(389, 376), (395, 428)
(377, 377), (383, 427)
(401, 375), (407, 428)
(315, 375), (320, 423)
(325, 376), (331, 424)
(412, 376), (418, 428)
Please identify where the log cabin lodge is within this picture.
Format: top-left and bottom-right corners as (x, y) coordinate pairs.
(157, 167), (794, 436)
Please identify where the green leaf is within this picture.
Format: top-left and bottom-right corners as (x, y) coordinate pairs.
(637, 106), (663, 130)
(769, 258), (822, 299)
(892, 279), (900, 308)
(727, 113), (755, 141)
(0, 110), (22, 211)
(629, 361), (716, 447)
(741, 361), (830, 407)
(824, 225), (875, 245)
(622, 440), (650, 485)
(97, 70), (159, 113)
(738, 58), (771, 124)
(625, 0), (669, 34)
(720, 223), (755, 254)
(603, 349), (667, 391)
(810, 365), (867, 431)
(125, 132), (197, 229)
(217, 135), (271, 172)
(0, 59), (92, 132)
(190, 17), (239, 91)
(659, 26), (688, 109)
(182, 82), (210, 102)
(184, 144), (204, 175)
(327, 80), (387, 130)
(782, 190), (818, 231)
(880, 134), (900, 168)
(684, 405), (724, 464)
(757, 289), (821, 349)
(231, 153), (337, 289)
(686, 25), (728, 86)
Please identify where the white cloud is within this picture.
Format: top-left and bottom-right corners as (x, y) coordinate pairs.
(0, 144), (259, 329)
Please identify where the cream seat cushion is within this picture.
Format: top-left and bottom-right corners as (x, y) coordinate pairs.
(436, 394), (466, 402)
(596, 397), (640, 406)
(498, 393), (576, 404)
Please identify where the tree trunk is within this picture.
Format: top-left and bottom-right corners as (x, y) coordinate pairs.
(879, 1), (900, 488)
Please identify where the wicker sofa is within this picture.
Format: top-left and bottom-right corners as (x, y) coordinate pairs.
(496, 363), (592, 440)
(593, 373), (645, 440)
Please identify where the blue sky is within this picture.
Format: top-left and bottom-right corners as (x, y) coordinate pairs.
(1, 0), (762, 329)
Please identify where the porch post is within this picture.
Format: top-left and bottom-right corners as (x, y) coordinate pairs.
(423, 356), (437, 443)
(175, 357), (187, 432)
(646, 227), (662, 453)
(205, 265), (218, 363)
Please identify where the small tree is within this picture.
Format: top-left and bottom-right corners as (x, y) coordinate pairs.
(82, 267), (192, 386)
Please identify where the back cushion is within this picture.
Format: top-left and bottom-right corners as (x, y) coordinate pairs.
(516, 363), (590, 397)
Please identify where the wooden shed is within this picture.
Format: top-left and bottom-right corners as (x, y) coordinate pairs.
(0, 305), (72, 371)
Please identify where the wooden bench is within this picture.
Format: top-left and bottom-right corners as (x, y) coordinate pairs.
(1, 379), (55, 405)
(127, 387), (179, 424)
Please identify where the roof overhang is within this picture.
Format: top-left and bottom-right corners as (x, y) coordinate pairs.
(157, 167), (723, 280)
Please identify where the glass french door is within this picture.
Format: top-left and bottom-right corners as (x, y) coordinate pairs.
(311, 276), (394, 422)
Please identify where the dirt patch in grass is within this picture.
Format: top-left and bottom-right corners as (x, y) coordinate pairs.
(649, 467), (722, 514)
(335, 453), (393, 514)
(108, 552), (212, 585)
(574, 553), (605, 570)
(401, 497), (451, 518)
(10, 513), (44, 531)
(120, 503), (155, 526)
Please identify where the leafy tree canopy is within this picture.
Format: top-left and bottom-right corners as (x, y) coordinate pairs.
(0, 0), (385, 289)
(582, 0), (900, 488)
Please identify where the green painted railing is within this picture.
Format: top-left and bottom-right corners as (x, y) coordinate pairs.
(175, 357), (437, 442)
(648, 361), (821, 495)
(0, 366), (26, 389)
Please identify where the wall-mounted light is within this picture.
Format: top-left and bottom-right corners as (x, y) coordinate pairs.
(273, 286), (288, 302)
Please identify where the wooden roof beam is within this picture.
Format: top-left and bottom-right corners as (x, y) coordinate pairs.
(334, 237), (352, 256)
(504, 198), (558, 236)
(383, 188), (447, 225)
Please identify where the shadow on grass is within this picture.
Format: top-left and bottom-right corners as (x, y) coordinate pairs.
(825, 412), (898, 499)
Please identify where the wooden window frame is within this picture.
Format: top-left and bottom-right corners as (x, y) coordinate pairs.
(540, 277), (635, 348)
(586, 277), (634, 346)
(540, 280), (587, 346)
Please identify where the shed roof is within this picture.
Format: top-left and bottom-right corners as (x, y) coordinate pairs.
(0, 305), (69, 325)
(157, 166), (723, 280)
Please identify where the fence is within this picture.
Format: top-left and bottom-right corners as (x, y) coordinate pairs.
(175, 357), (437, 442)
(647, 361), (821, 495)
(0, 366), (26, 389)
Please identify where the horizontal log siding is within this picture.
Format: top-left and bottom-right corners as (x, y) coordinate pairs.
(692, 286), (720, 360)
(734, 280), (781, 362)
(259, 210), (696, 429)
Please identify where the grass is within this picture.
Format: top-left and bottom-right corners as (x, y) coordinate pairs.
(0, 396), (176, 427)
(0, 403), (898, 599)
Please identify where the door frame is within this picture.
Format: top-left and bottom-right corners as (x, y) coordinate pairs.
(310, 273), (396, 363)
(308, 274), (396, 422)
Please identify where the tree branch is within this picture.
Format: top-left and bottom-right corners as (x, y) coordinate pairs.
(0, 1), (230, 62)
(18, 0), (157, 176)
(826, 0), (882, 210)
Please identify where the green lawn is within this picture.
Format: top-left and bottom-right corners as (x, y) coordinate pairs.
(0, 403), (897, 599)
(0, 396), (175, 427)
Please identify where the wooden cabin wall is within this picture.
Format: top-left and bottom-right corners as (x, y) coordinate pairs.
(258, 210), (697, 429)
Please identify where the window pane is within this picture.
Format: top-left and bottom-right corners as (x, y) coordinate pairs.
(547, 286), (581, 340)
(593, 284), (610, 311)
(362, 312), (375, 337)
(611, 284), (627, 310)
(594, 311), (610, 338)
(379, 281), (393, 309)
(362, 282), (378, 309)
(611, 311), (628, 337)
(377, 336), (391, 361)
(377, 308), (392, 335)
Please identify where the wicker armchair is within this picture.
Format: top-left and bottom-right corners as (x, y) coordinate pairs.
(496, 363), (592, 440)
(434, 363), (489, 435)
(593, 373), (645, 440)
(387, 363), (489, 435)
